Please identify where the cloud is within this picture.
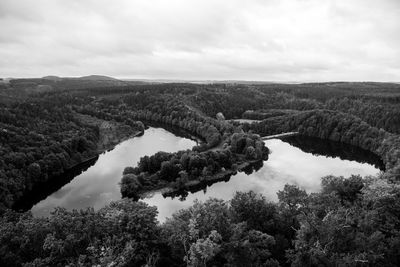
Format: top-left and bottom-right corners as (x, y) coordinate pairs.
(0, 0), (399, 81)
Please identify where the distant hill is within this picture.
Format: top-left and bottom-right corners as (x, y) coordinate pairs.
(76, 75), (119, 81)
(121, 78), (276, 84)
(42, 75), (118, 81)
(7, 75), (129, 93)
(42, 76), (63, 81)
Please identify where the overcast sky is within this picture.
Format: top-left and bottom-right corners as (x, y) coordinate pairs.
(0, 0), (399, 81)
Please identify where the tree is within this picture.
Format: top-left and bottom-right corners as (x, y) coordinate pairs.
(159, 161), (180, 182)
(277, 184), (308, 213)
(225, 223), (278, 267)
(230, 191), (276, 233)
(321, 175), (364, 203)
(120, 174), (142, 199)
(123, 166), (135, 175)
(245, 146), (257, 159)
(186, 230), (222, 267)
(27, 163), (41, 180)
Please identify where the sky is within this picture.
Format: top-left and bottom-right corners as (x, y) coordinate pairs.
(0, 0), (399, 81)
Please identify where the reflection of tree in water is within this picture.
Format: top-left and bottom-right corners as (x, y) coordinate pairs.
(143, 121), (203, 145)
(242, 160), (264, 175)
(282, 136), (385, 170)
(163, 160), (265, 201)
(13, 156), (99, 212)
(178, 191), (189, 201)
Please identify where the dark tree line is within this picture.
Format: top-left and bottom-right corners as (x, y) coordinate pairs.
(325, 97), (400, 134)
(0, 93), (145, 211)
(0, 100), (99, 210)
(282, 136), (385, 170)
(242, 109), (298, 120)
(241, 109), (400, 181)
(1, 175), (399, 266)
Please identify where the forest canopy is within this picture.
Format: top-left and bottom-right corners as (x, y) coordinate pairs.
(0, 81), (399, 266)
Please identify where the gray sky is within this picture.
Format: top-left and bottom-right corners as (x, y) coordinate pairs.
(1, 0), (399, 81)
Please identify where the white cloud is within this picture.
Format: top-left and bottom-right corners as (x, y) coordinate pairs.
(0, 0), (399, 81)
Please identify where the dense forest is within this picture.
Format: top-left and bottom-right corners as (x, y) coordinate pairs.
(239, 110), (400, 181)
(1, 176), (399, 266)
(0, 79), (399, 266)
(0, 94), (145, 210)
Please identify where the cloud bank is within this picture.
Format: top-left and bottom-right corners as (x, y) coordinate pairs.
(0, 0), (399, 81)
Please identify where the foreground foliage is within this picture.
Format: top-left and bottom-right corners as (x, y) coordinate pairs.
(1, 175), (399, 266)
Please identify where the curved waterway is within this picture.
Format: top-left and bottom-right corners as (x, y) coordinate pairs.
(31, 127), (197, 217)
(143, 137), (382, 222)
(31, 126), (382, 222)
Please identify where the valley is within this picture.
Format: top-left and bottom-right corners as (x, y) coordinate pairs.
(1, 79), (399, 266)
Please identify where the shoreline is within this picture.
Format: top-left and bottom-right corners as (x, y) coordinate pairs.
(12, 126), (144, 212)
(139, 159), (262, 200)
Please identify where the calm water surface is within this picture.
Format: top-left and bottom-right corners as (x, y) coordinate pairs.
(31, 127), (196, 217)
(143, 138), (381, 221)
(32, 127), (381, 222)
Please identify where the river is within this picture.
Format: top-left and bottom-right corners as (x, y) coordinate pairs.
(31, 127), (382, 221)
(31, 127), (197, 217)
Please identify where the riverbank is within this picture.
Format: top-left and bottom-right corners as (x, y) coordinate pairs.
(73, 112), (145, 152)
(141, 120), (204, 145)
(140, 159), (264, 200)
(11, 114), (145, 212)
(28, 126), (199, 217)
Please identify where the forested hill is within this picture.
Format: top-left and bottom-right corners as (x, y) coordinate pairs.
(0, 81), (399, 266)
(0, 75), (128, 94)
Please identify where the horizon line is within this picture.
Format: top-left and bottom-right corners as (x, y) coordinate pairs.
(2, 75), (399, 84)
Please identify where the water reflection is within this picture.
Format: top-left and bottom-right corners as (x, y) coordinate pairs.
(282, 136), (385, 170)
(30, 127), (382, 222)
(143, 139), (381, 222)
(13, 156), (98, 211)
(31, 127), (197, 217)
